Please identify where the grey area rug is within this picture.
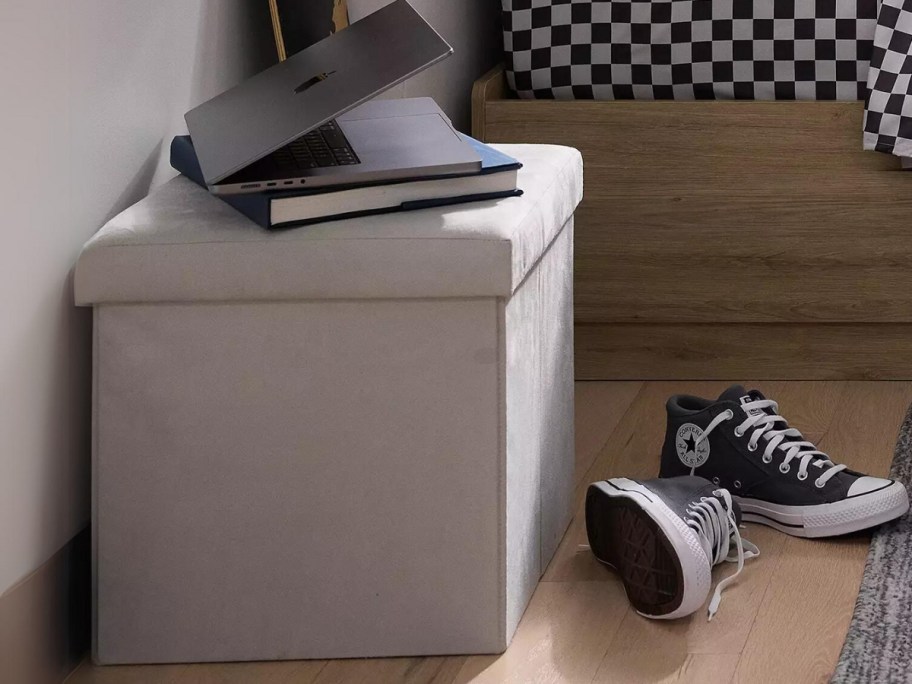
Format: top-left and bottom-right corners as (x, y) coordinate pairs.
(832, 404), (912, 684)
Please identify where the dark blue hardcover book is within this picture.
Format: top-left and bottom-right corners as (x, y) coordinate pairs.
(169, 135), (522, 229)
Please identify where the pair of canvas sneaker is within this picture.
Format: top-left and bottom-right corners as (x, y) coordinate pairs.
(585, 385), (910, 621)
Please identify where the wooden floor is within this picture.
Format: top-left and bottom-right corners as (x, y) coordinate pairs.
(68, 381), (912, 684)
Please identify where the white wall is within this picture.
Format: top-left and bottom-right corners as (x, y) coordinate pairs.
(0, 0), (273, 596)
(348, 0), (502, 131)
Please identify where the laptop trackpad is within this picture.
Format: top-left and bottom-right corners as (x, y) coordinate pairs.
(339, 114), (480, 170)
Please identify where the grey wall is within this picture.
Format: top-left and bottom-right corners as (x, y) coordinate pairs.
(0, 0), (273, 597)
(348, 0), (502, 131)
(273, 0), (338, 55)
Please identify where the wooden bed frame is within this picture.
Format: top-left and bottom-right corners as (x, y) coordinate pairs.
(472, 64), (912, 380)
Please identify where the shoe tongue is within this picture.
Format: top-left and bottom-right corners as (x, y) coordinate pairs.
(718, 386), (824, 466)
(718, 384), (748, 402)
(718, 385), (769, 418)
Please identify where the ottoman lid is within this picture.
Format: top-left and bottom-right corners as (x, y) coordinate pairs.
(74, 144), (582, 304)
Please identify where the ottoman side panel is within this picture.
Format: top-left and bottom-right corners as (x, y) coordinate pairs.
(503, 282), (541, 641)
(93, 299), (502, 663)
(503, 218), (575, 642)
(538, 220), (575, 564)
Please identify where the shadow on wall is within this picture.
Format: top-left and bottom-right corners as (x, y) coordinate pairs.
(102, 142), (163, 226)
(97, 0), (277, 221)
(188, 0), (276, 110)
(271, 0), (337, 57)
(347, 0), (502, 131)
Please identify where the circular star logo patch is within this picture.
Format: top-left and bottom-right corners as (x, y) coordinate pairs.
(675, 423), (710, 468)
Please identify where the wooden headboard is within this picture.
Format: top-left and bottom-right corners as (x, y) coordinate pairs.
(472, 65), (912, 380)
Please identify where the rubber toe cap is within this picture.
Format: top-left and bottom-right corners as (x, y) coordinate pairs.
(848, 476), (894, 497)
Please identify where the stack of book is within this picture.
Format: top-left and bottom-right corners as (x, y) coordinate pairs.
(170, 133), (522, 230)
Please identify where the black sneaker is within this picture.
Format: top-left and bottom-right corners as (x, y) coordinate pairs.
(585, 476), (758, 620)
(659, 385), (910, 538)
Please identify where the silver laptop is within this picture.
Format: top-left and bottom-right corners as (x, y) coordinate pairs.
(185, 0), (481, 196)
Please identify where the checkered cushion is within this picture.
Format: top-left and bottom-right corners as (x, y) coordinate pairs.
(502, 0), (878, 100)
(864, 0), (912, 156)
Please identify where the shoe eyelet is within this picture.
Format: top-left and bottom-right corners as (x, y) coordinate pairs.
(725, 409), (734, 420)
(733, 480), (742, 489)
(815, 478), (825, 489)
(747, 442), (758, 452)
(779, 463), (790, 474)
(734, 427), (745, 437)
(797, 471), (808, 481)
(762, 455), (773, 464)
(712, 476), (720, 485)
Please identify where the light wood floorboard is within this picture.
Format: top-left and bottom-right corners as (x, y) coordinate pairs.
(314, 656), (466, 684)
(452, 581), (629, 684)
(68, 381), (912, 684)
(573, 382), (643, 490)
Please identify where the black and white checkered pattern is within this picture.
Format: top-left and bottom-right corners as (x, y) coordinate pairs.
(502, 0), (878, 100)
(864, 0), (912, 157)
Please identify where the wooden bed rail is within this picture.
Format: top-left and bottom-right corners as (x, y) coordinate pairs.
(472, 65), (912, 380)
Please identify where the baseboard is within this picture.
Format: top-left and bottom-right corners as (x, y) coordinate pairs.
(0, 528), (90, 684)
(576, 323), (912, 380)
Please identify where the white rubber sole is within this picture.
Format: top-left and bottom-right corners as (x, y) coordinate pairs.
(736, 480), (909, 538)
(593, 478), (711, 619)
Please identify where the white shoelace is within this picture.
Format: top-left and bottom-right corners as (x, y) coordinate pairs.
(686, 489), (759, 621)
(693, 398), (847, 487)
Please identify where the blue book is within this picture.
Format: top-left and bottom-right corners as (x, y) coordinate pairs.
(170, 135), (523, 229)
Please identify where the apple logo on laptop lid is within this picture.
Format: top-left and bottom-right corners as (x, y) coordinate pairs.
(294, 71), (336, 94)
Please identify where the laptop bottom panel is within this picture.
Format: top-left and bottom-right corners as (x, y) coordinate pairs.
(212, 106), (481, 196)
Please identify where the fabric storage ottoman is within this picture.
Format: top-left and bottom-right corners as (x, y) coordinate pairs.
(74, 144), (583, 664)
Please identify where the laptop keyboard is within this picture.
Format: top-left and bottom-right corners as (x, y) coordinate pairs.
(272, 121), (360, 170)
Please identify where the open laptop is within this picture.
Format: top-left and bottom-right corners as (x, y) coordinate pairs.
(185, 0), (481, 196)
